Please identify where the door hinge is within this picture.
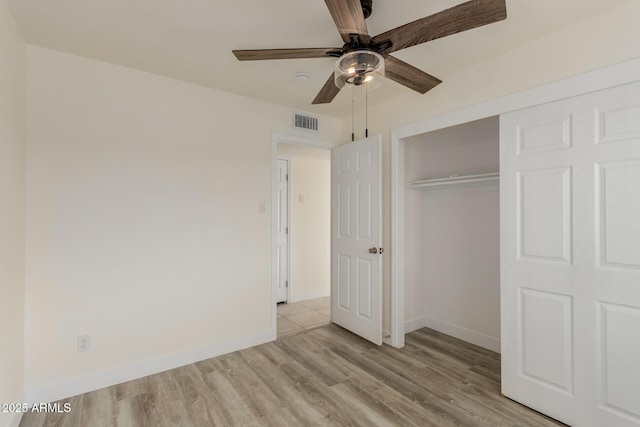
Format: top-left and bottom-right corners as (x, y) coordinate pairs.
(286, 227), (288, 234)
(286, 174), (289, 182)
(285, 280), (289, 288)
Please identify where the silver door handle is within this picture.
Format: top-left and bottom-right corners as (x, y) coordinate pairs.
(369, 247), (378, 254)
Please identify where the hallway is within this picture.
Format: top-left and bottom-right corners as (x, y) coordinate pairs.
(277, 296), (330, 337)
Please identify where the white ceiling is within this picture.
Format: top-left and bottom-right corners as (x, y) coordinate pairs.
(7, 0), (629, 118)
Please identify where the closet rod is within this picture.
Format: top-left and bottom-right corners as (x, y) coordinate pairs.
(409, 172), (499, 189)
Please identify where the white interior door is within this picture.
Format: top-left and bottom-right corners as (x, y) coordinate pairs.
(331, 135), (382, 345)
(501, 81), (640, 426)
(276, 158), (289, 303)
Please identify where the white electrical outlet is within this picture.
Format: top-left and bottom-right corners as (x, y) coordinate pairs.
(77, 334), (91, 352)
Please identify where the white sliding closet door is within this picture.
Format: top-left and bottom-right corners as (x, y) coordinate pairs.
(501, 81), (640, 427)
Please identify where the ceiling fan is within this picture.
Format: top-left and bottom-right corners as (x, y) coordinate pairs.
(233, 0), (507, 104)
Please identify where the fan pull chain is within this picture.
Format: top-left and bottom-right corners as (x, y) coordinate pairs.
(365, 83), (369, 138)
(351, 89), (355, 142)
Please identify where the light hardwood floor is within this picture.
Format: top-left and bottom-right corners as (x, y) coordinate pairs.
(20, 325), (564, 426)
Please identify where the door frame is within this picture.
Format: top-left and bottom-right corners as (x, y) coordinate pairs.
(390, 57), (640, 348)
(270, 133), (337, 340)
(276, 155), (291, 304)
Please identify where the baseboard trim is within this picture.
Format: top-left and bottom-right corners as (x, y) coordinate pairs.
(24, 329), (273, 404)
(290, 290), (330, 303)
(404, 316), (427, 334)
(423, 317), (500, 353)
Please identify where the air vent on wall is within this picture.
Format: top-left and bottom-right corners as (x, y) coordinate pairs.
(293, 112), (318, 132)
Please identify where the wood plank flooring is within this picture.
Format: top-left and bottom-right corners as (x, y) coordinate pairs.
(20, 325), (564, 426)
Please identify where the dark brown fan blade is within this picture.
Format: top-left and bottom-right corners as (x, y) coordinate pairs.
(233, 48), (342, 61)
(372, 0), (506, 54)
(312, 73), (341, 104)
(324, 0), (370, 44)
(384, 56), (442, 94)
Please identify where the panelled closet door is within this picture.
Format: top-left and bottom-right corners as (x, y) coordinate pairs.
(501, 81), (640, 427)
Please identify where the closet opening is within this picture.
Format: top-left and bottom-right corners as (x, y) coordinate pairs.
(401, 116), (501, 352)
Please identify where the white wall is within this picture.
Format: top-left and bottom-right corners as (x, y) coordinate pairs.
(277, 144), (331, 302)
(424, 185), (500, 351)
(403, 118), (501, 351)
(0, 2), (26, 426)
(409, 118), (500, 179)
(374, 1), (640, 333)
(24, 46), (343, 403)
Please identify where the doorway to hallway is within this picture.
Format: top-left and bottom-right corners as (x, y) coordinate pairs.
(277, 296), (330, 337)
(274, 142), (331, 337)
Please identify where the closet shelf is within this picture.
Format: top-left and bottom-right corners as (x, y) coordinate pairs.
(409, 172), (499, 190)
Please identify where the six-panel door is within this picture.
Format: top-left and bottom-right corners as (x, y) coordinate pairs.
(501, 82), (640, 426)
(331, 135), (383, 345)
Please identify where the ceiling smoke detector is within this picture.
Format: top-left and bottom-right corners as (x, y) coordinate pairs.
(293, 72), (311, 83)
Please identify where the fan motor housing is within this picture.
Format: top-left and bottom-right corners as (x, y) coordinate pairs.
(361, 0), (373, 19)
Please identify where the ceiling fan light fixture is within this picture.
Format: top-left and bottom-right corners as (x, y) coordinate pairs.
(334, 50), (384, 90)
